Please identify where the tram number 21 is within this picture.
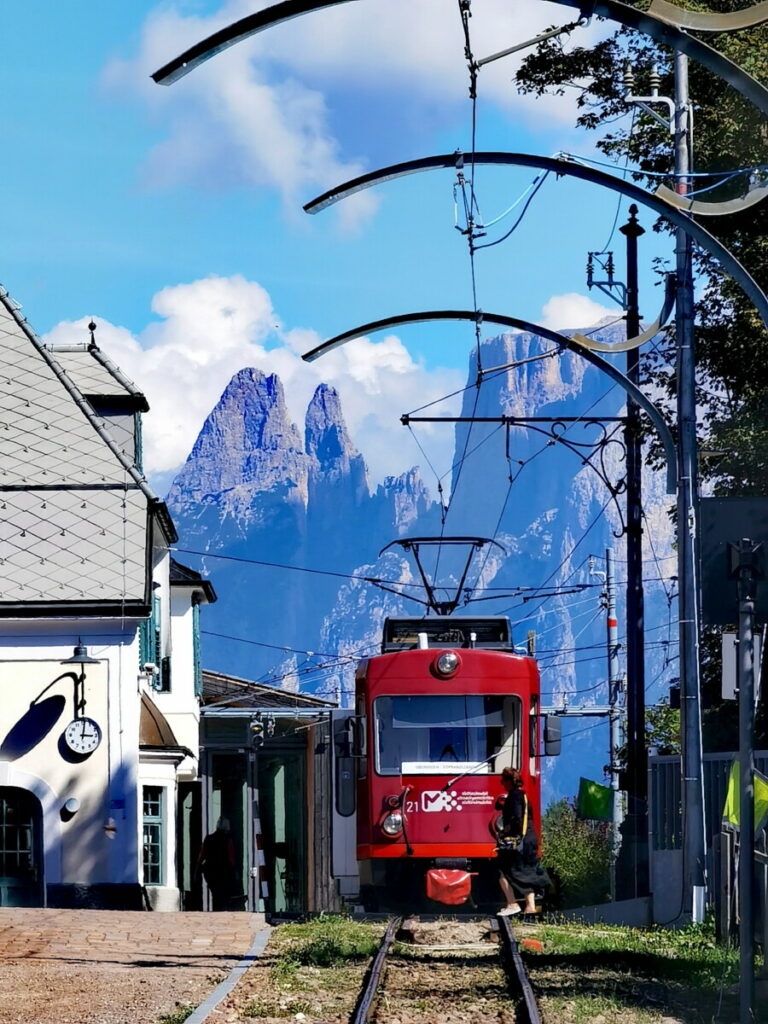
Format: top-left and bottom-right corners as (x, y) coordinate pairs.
(404, 800), (419, 814)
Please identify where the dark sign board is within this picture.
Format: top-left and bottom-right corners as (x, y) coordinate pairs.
(699, 497), (768, 626)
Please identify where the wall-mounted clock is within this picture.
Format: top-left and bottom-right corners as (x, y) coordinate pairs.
(63, 716), (102, 755)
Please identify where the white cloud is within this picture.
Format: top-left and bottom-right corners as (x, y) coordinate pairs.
(539, 292), (617, 331)
(43, 274), (463, 489)
(103, 0), (604, 218)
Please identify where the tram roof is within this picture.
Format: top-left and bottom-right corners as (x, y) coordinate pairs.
(381, 616), (513, 653)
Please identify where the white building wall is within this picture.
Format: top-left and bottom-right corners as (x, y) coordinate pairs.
(0, 624), (144, 895)
(153, 587), (201, 766)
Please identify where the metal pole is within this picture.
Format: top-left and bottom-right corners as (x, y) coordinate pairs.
(675, 50), (707, 923)
(619, 205), (649, 898)
(606, 548), (624, 899)
(734, 539), (758, 1024)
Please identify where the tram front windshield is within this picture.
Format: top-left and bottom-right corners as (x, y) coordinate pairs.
(374, 694), (521, 775)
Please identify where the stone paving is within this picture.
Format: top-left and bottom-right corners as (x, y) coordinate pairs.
(0, 908), (268, 1024)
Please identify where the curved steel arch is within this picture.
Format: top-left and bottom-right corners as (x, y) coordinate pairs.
(303, 151), (768, 332)
(150, 0), (768, 119)
(302, 309), (678, 494)
(654, 180), (768, 217)
(649, 0), (768, 32)
(546, 0), (768, 117)
(152, 0), (361, 84)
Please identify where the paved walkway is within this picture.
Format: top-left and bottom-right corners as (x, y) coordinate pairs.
(0, 908), (269, 1024)
(0, 907), (264, 967)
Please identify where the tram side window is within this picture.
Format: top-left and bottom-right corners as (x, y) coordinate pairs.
(374, 695), (521, 775)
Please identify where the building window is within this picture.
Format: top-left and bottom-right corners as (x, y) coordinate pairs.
(139, 588), (171, 693)
(142, 786), (164, 886)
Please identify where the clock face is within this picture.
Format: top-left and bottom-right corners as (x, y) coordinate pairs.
(63, 717), (102, 755)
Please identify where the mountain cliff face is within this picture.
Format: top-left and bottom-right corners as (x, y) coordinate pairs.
(166, 326), (675, 803)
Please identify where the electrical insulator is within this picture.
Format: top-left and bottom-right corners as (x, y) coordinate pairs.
(648, 64), (661, 94)
(586, 253), (594, 288)
(622, 62), (635, 93)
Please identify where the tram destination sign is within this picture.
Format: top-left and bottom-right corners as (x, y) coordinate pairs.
(699, 497), (768, 625)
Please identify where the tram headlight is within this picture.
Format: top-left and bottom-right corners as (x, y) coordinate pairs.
(435, 651), (460, 676)
(381, 811), (404, 836)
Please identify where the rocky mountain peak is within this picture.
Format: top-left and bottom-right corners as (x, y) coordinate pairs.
(166, 366), (306, 509)
(306, 384), (358, 468)
(305, 383), (369, 505)
(377, 467), (434, 534)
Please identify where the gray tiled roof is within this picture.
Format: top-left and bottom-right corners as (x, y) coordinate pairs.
(52, 344), (147, 407)
(53, 348), (131, 397)
(202, 670), (336, 708)
(0, 292), (157, 611)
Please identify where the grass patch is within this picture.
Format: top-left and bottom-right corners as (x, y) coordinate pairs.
(524, 919), (746, 1023)
(156, 1005), (196, 1024)
(242, 995), (312, 1018)
(271, 914), (380, 970)
(536, 919), (737, 989)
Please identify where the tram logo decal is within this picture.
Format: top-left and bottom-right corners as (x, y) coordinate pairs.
(421, 791), (463, 812)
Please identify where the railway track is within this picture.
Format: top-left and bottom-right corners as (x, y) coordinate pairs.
(349, 915), (543, 1024)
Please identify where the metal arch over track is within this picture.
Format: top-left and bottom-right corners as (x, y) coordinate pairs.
(151, 0), (768, 119)
(649, 0), (768, 32)
(301, 309), (678, 494)
(151, 0), (361, 84)
(544, 0), (768, 117)
(303, 151), (768, 334)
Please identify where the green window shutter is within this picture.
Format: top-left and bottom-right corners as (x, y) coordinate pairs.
(139, 616), (153, 667)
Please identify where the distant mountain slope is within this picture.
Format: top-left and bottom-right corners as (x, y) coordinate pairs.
(166, 326), (676, 803)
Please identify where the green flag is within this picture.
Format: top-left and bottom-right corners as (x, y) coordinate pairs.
(576, 777), (613, 821)
(722, 761), (768, 833)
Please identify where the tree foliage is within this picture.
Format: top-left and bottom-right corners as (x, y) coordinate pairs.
(516, 1), (768, 496)
(517, 2), (768, 747)
(542, 798), (612, 907)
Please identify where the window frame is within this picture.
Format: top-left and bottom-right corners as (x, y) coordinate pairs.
(372, 693), (522, 777)
(142, 785), (165, 886)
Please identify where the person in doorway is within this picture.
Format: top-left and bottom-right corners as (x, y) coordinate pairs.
(196, 817), (237, 911)
(494, 767), (548, 917)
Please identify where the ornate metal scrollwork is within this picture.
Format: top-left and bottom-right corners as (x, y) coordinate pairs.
(504, 417), (628, 538)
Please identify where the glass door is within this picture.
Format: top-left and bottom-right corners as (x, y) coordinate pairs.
(0, 788), (43, 907)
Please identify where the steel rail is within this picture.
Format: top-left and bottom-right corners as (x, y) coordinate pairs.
(545, 0), (768, 117)
(349, 916), (402, 1024)
(151, 0), (361, 84)
(301, 308), (678, 494)
(498, 916), (543, 1024)
(302, 151), (768, 336)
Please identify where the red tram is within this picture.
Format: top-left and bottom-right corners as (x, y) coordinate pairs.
(354, 615), (560, 910)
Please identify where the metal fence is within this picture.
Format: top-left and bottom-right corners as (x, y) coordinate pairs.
(649, 751), (768, 851)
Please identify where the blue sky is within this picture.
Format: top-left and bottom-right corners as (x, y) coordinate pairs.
(3, 0), (674, 489)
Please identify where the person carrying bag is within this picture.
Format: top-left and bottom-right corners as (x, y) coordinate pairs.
(494, 766), (550, 917)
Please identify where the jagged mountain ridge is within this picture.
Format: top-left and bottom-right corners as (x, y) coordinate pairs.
(166, 325), (675, 803)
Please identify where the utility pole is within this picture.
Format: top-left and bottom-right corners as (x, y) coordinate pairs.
(619, 205), (648, 898)
(729, 538), (763, 1024)
(674, 52), (707, 924)
(604, 548), (625, 898)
